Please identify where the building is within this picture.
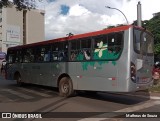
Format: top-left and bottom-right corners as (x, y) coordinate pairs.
(153, 12), (160, 17)
(0, 5), (45, 53)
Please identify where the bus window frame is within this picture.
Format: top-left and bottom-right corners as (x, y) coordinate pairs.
(6, 49), (16, 64)
(35, 45), (51, 63)
(92, 32), (124, 61)
(23, 48), (35, 63)
(68, 31), (124, 62)
(69, 37), (92, 62)
(51, 41), (69, 62)
(6, 31), (124, 64)
(133, 28), (154, 56)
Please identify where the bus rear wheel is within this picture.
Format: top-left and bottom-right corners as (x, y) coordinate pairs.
(59, 77), (74, 97)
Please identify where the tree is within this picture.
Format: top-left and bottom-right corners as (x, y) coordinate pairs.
(0, 0), (37, 10)
(0, 0), (11, 8)
(13, 0), (36, 10)
(143, 16), (160, 55)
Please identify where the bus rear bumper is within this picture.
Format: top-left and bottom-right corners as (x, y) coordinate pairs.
(136, 79), (153, 91)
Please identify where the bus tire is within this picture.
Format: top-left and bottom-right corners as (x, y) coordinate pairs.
(59, 77), (74, 97)
(15, 73), (23, 86)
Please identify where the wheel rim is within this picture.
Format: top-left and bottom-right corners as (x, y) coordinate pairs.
(59, 77), (74, 97)
(62, 82), (69, 94)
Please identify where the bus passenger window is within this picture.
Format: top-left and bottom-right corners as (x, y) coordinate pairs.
(8, 55), (15, 63)
(83, 50), (91, 60)
(63, 51), (68, 61)
(93, 36), (107, 60)
(35, 45), (51, 62)
(108, 32), (123, 54)
(52, 52), (58, 61)
(70, 51), (76, 61)
(23, 48), (35, 63)
(58, 52), (63, 61)
(70, 40), (80, 61)
(51, 42), (68, 61)
(81, 38), (91, 61)
(108, 34), (116, 48)
(37, 54), (44, 62)
(44, 53), (50, 62)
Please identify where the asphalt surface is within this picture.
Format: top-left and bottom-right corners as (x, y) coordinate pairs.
(0, 75), (160, 121)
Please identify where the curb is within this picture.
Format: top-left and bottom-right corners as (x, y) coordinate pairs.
(116, 92), (160, 100)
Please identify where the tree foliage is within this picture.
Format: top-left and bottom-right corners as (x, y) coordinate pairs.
(0, 0), (11, 8)
(0, 0), (36, 10)
(143, 16), (160, 55)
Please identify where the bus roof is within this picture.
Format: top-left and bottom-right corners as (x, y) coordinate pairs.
(8, 25), (136, 50)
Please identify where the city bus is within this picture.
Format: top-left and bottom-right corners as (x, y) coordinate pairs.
(5, 25), (154, 97)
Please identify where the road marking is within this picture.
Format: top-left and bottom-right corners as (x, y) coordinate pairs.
(78, 100), (160, 121)
(113, 92), (160, 100)
(1, 89), (33, 99)
(78, 118), (107, 121)
(114, 100), (160, 112)
(150, 96), (160, 100)
(0, 93), (15, 102)
(18, 88), (52, 97)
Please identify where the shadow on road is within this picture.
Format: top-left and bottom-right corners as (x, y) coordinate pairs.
(77, 90), (150, 105)
(0, 76), (151, 105)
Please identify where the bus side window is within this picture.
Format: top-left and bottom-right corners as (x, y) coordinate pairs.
(70, 51), (77, 61)
(93, 35), (107, 60)
(15, 50), (23, 63)
(8, 54), (15, 63)
(35, 45), (51, 62)
(44, 51), (51, 62)
(52, 43), (59, 61)
(81, 38), (91, 60)
(23, 48), (35, 63)
(62, 42), (68, 61)
(108, 33), (116, 53)
(108, 32), (123, 56)
(57, 42), (68, 61)
(70, 40), (77, 61)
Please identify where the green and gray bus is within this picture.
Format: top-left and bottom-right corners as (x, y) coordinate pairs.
(5, 25), (154, 97)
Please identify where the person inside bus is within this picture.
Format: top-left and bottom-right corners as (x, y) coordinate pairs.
(70, 51), (76, 61)
(58, 52), (64, 61)
(37, 54), (44, 62)
(83, 50), (91, 60)
(63, 51), (68, 61)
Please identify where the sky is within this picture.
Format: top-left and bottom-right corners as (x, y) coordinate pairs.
(26, 0), (160, 40)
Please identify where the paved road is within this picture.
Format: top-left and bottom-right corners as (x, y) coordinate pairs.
(0, 76), (160, 121)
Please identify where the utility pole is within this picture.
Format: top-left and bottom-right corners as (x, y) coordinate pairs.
(137, 1), (142, 27)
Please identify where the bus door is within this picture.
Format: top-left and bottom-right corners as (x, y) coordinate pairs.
(31, 62), (53, 86)
(20, 48), (36, 83)
(134, 29), (154, 86)
(31, 46), (53, 86)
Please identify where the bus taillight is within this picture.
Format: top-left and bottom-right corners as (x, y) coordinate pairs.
(131, 62), (136, 83)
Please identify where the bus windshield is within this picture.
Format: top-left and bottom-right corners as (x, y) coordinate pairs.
(134, 28), (154, 55)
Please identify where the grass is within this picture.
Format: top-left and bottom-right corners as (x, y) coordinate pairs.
(149, 79), (160, 92)
(149, 85), (160, 92)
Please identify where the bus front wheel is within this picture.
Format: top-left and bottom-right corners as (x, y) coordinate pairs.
(59, 77), (74, 97)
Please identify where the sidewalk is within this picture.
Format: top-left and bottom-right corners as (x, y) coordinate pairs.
(117, 90), (160, 100)
(132, 90), (160, 96)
